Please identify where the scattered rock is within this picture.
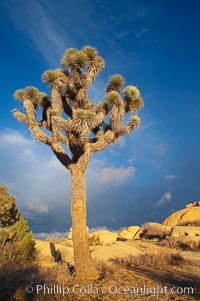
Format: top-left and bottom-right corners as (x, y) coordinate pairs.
(133, 229), (143, 240)
(35, 240), (74, 263)
(140, 222), (171, 239)
(118, 226), (141, 240)
(171, 226), (200, 238)
(90, 241), (143, 264)
(118, 229), (135, 240)
(127, 226), (141, 236)
(186, 201), (200, 208)
(186, 203), (193, 208)
(88, 230), (118, 244)
(163, 206), (200, 227)
(35, 240), (55, 262)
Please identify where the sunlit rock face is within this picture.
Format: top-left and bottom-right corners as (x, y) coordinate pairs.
(163, 201), (200, 227)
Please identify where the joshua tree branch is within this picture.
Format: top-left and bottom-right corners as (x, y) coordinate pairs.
(12, 108), (52, 145)
(90, 130), (115, 153)
(62, 96), (73, 118)
(12, 109), (28, 124)
(30, 125), (52, 145)
(57, 131), (69, 147)
(119, 116), (141, 136)
(51, 142), (73, 171)
(54, 116), (74, 132)
(90, 112), (105, 129)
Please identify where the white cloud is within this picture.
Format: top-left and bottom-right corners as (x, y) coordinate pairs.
(86, 159), (136, 187)
(97, 166), (136, 185)
(0, 129), (70, 216)
(165, 175), (177, 180)
(156, 191), (172, 207)
(0, 130), (32, 148)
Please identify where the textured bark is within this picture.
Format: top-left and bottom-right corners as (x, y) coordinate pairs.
(71, 169), (99, 279)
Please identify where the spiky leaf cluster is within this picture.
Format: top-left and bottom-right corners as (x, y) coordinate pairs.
(105, 91), (123, 106)
(95, 102), (110, 114)
(14, 86), (49, 109)
(61, 46), (105, 71)
(123, 85), (144, 113)
(106, 74), (125, 92)
(74, 109), (96, 120)
(42, 68), (68, 85)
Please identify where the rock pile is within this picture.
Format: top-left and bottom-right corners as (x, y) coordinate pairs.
(162, 202), (200, 227)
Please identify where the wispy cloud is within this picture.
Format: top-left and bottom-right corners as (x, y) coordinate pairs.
(164, 175), (177, 180)
(26, 197), (49, 214)
(156, 191), (172, 207)
(4, 0), (74, 66)
(33, 231), (68, 240)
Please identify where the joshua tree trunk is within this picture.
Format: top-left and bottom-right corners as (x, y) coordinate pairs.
(71, 169), (99, 279)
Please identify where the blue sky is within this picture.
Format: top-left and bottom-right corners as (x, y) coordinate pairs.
(0, 0), (200, 238)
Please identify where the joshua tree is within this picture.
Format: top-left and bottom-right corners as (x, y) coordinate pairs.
(13, 46), (143, 279)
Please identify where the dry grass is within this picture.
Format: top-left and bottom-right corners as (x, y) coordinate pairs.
(111, 251), (185, 268)
(160, 237), (200, 251)
(45, 237), (72, 247)
(1, 241), (200, 301)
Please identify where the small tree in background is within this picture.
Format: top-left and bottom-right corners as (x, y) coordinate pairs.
(13, 46), (143, 279)
(0, 184), (35, 263)
(0, 184), (20, 228)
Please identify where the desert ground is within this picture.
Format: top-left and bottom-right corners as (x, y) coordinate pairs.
(1, 237), (200, 301)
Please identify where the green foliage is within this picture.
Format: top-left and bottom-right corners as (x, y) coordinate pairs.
(61, 46), (105, 70)
(123, 86), (144, 113)
(82, 46), (98, 60)
(75, 109), (96, 120)
(0, 185), (35, 263)
(13, 89), (25, 101)
(42, 68), (68, 85)
(61, 48), (88, 68)
(106, 74), (125, 92)
(95, 102), (110, 114)
(14, 86), (48, 109)
(105, 91), (123, 106)
(123, 85), (140, 99)
(88, 234), (103, 246)
(130, 115), (141, 126)
(0, 184), (19, 227)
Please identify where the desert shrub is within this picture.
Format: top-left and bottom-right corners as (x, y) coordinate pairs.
(161, 237), (200, 251)
(141, 222), (171, 239)
(88, 234), (103, 246)
(0, 184), (35, 264)
(113, 251), (184, 268)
